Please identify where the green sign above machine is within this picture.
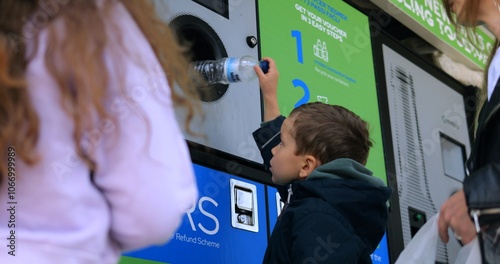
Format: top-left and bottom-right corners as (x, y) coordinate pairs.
(371, 0), (495, 70)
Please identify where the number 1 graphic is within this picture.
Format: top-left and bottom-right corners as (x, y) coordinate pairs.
(291, 30), (303, 64)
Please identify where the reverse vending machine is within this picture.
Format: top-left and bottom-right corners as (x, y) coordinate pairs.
(116, 0), (482, 262)
(372, 32), (475, 263)
(153, 0), (263, 163)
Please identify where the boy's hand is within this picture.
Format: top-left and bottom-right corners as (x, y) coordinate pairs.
(255, 57), (280, 121)
(254, 57), (279, 99)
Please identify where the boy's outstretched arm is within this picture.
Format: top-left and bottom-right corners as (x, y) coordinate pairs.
(254, 57), (280, 122)
(252, 57), (284, 172)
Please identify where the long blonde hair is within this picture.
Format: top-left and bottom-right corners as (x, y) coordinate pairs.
(0, 0), (200, 181)
(441, 0), (499, 128)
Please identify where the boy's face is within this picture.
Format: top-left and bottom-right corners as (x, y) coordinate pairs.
(269, 118), (305, 185)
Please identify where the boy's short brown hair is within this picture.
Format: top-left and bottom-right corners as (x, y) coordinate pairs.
(288, 102), (372, 165)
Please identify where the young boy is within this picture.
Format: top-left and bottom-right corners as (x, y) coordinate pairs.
(253, 58), (391, 264)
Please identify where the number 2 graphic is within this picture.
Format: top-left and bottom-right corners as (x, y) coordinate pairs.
(292, 79), (310, 108)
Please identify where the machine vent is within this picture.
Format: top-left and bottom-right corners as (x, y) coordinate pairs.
(389, 65), (448, 263)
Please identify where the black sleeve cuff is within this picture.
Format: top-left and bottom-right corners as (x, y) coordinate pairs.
(252, 115), (285, 171)
(464, 162), (500, 210)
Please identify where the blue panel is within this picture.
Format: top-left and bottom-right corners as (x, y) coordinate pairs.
(371, 233), (390, 264)
(123, 164), (268, 264)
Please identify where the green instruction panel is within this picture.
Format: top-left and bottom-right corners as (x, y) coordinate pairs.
(258, 0), (387, 183)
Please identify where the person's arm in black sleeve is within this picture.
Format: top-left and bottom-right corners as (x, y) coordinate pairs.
(464, 108), (500, 226)
(464, 163), (500, 214)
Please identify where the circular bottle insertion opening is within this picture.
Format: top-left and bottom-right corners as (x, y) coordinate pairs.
(170, 15), (228, 103)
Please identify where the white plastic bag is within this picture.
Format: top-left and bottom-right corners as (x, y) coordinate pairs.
(395, 213), (481, 264)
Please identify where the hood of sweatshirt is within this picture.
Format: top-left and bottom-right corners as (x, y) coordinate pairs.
(290, 158), (391, 253)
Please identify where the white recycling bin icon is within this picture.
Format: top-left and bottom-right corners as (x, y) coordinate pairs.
(313, 39), (329, 62)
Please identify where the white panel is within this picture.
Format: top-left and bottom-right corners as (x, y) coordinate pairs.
(383, 44), (471, 263)
(153, 0), (263, 163)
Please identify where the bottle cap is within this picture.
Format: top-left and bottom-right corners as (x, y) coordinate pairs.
(259, 60), (269, 74)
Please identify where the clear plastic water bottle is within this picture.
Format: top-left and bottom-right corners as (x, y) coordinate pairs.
(192, 56), (269, 85)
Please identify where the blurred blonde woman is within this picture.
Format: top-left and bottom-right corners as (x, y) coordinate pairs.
(438, 0), (500, 263)
(0, 0), (200, 263)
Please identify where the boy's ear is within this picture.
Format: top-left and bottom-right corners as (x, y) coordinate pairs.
(298, 155), (320, 179)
